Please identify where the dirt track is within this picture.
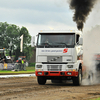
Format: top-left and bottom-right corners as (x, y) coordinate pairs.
(0, 77), (100, 100)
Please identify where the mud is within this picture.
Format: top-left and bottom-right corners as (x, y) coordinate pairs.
(0, 77), (100, 100)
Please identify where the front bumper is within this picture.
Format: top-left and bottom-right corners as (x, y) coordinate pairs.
(35, 71), (78, 77)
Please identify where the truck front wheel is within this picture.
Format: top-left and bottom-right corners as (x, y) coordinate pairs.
(37, 76), (46, 85)
(73, 69), (82, 86)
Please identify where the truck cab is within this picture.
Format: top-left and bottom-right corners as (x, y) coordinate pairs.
(35, 30), (83, 85)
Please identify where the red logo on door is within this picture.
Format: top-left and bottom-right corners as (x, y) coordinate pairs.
(63, 48), (68, 53)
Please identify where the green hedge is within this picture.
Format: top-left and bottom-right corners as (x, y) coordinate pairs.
(29, 63), (35, 67)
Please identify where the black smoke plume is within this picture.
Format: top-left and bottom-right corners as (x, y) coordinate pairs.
(69, 0), (97, 31)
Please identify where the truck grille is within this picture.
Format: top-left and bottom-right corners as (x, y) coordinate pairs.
(47, 56), (62, 62)
(47, 65), (62, 71)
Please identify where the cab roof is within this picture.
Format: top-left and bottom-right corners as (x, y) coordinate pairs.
(38, 30), (82, 36)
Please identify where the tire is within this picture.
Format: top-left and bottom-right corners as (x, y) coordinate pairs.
(73, 69), (82, 86)
(37, 76), (46, 85)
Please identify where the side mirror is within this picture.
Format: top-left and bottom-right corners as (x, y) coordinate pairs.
(79, 37), (83, 45)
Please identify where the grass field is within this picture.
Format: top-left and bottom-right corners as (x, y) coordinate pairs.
(26, 66), (35, 70)
(0, 66), (35, 74)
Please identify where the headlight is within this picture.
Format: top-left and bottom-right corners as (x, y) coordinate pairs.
(36, 65), (42, 68)
(67, 65), (73, 68)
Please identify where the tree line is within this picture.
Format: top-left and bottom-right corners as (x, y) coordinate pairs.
(0, 22), (34, 61)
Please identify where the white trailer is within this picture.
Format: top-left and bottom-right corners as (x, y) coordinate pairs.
(35, 30), (83, 85)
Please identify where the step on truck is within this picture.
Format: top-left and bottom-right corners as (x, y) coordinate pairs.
(35, 30), (83, 85)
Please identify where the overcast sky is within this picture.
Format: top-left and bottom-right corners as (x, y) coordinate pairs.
(0, 0), (100, 37)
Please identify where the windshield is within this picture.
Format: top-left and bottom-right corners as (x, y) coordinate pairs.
(37, 33), (75, 48)
(6, 59), (13, 63)
(0, 49), (4, 53)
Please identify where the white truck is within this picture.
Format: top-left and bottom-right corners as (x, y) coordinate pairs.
(35, 30), (83, 85)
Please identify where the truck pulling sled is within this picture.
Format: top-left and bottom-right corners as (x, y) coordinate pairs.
(0, 49), (15, 70)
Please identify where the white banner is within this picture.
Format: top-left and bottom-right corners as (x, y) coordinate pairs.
(20, 35), (23, 52)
